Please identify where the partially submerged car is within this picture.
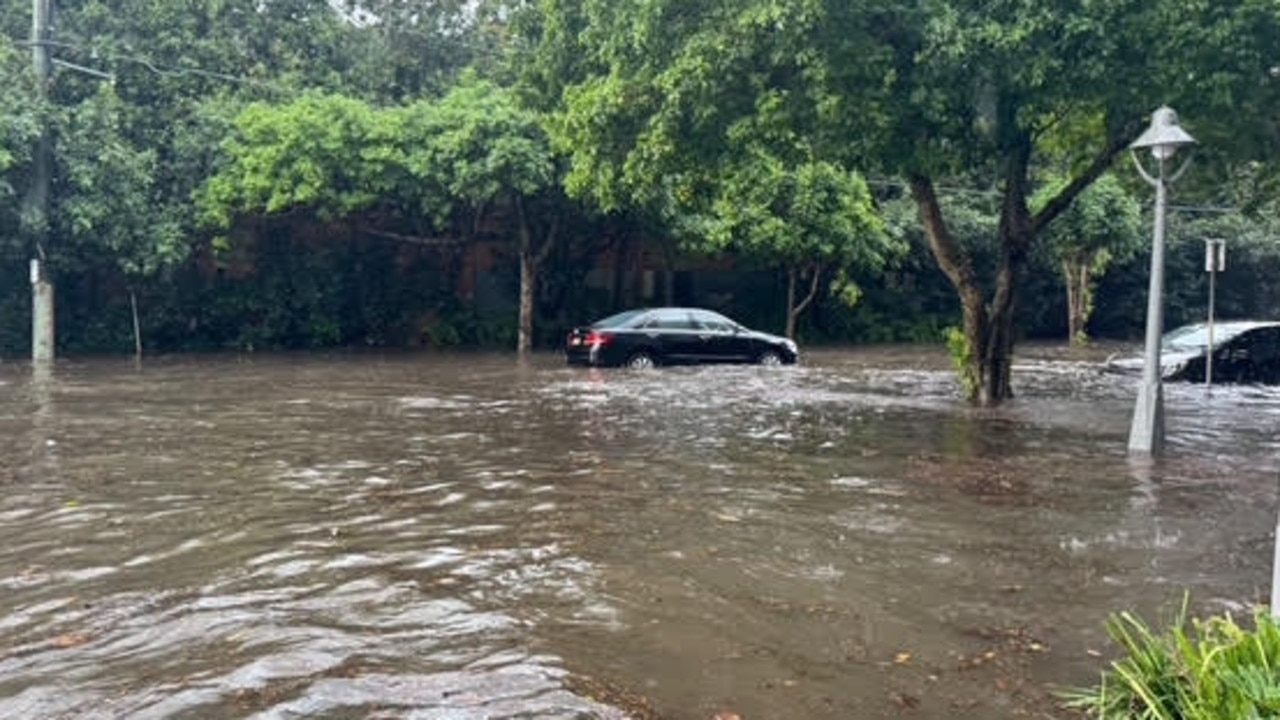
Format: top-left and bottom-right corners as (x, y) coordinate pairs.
(565, 307), (799, 369)
(1105, 320), (1280, 384)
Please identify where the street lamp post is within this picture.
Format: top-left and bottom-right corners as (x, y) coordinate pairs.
(1128, 106), (1197, 456)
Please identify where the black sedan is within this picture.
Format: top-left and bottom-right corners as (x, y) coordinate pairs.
(1105, 320), (1280, 384)
(565, 307), (799, 369)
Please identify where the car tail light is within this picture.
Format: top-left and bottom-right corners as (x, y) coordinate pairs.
(586, 332), (611, 347)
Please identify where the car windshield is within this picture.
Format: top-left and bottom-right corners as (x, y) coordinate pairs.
(1163, 323), (1255, 351)
(589, 309), (648, 329)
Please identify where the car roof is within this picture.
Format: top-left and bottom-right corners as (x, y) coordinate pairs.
(1206, 320), (1280, 332)
(606, 307), (732, 318)
(1170, 320), (1280, 333)
(633, 307), (719, 312)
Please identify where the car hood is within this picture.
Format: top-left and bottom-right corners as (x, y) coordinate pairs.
(745, 329), (796, 347)
(1105, 349), (1200, 376)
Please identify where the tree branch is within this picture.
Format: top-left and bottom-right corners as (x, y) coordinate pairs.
(908, 173), (981, 297)
(534, 214), (560, 268)
(1030, 121), (1146, 236)
(358, 227), (465, 247)
(793, 262), (823, 317)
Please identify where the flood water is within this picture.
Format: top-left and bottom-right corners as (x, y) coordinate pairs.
(2, 346), (1278, 719)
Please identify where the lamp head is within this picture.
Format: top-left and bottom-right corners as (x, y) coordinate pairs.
(1131, 106), (1197, 161)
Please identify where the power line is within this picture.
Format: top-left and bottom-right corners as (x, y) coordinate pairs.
(1170, 204), (1241, 214)
(51, 57), (112, 80)
(867, 176), (1250, 216)
(864, 177), (1001, 199)
(12, 38), (290, 93)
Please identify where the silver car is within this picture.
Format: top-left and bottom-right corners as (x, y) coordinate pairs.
(1105, 320), (1280, 383)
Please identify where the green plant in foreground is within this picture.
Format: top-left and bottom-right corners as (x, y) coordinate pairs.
(1063, 597), (1280, 719)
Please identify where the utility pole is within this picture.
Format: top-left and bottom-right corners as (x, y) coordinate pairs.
(25, 0), (55, 365)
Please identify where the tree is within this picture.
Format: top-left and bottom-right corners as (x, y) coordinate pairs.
(201, 81), (565, 359)
(200, 93), (405, 227)
(1035, 175), (1143, 345)
(527, 0), (1280, 405)
(1, 0), (384, 356)
(682, 150), (896, 339)
(401, 78), (561, 358)
(331, 0), (516, 99)
(56, 85), (185, 359)
(0, 37), (41, 248)
(852, 0), (1278, 403)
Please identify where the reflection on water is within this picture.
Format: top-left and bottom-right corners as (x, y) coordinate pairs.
(0, 348), (1277, 719)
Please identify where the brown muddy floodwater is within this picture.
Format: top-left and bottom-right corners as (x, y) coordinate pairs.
(1, 346), (1278, 720)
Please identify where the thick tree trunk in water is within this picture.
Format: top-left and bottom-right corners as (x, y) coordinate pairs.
(985, 228), (1030, 404)
(907, 116), (1137, 403)
(910, 172), (1030, 406)
(910, 175), (991, 403)
(908, 117), (1141, 403)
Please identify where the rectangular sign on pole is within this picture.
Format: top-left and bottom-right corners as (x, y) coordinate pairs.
(1205, 239), (1226, 272)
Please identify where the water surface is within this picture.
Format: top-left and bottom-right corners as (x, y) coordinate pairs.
(1, 347), (1276, 719)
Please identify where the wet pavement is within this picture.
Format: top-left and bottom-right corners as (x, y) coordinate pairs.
(1, 346), (1278, 719)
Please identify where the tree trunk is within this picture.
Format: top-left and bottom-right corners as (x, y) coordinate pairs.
(130, 288), (143, 365)
(1063, 260), (1078, 344)
(514, 196), (558, 361)
(1063, 256), (1093, 345)
(986, 179), (1034, 404)
(910, 174), (991, 403)
(518, 245), (535, 358)
(1080, 262), (1092, 339)
(785, 268), (797, 340)
(910, 168), (1032, 406)
(909, 119), (1140, 405)
(610, 233), (627, 309)
(785, 263), (822, 340)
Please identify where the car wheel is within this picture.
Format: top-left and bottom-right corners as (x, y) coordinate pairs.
(757, 350), (783, 366)
(626, 352), (656, 370)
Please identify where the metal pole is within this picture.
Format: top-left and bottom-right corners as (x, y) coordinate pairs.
(1273, 485), (1280, 618)
(31, 259), (54, 361)
(1128, 157), (1168, 455)
(26, 0), (55, 365)
(1206, 248), (1216, 387)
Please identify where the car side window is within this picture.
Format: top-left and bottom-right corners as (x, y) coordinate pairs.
(1252, 328), (1280, 360)
(692, 312), (732, 332)
(696, 311), (741, 332)
(644, 310), (696, 330)
(1224, 334), (1251, 360)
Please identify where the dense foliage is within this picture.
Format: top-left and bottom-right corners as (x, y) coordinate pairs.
(0, 0), (1277, 376)
(1036, 174), (1146, 345)
(532, 0), (1280, 403)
